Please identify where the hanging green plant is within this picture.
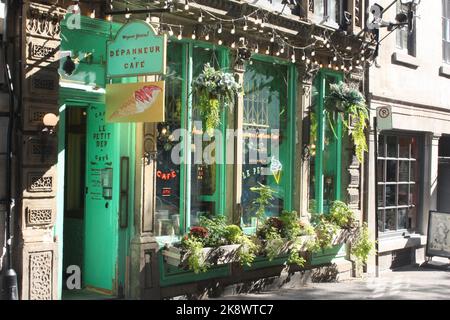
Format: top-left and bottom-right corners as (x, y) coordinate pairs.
(192, 63), (242, 135)
(325, 81), (369, 163)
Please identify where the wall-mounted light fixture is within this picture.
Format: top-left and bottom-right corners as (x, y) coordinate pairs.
(40, 113), (58, 162)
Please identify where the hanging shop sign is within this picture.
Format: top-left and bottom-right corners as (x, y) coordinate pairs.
(105, 81), (165, 123)
(107, 20), (166, 78)
(426, 211), (450, 259)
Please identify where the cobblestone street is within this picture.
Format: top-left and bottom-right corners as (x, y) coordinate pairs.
(220, 262), (450, 300)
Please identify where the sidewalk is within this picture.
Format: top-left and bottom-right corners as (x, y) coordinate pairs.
(219, 262), (450, 300)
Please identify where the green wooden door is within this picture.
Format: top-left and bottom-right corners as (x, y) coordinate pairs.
(83, 104), (118, 293)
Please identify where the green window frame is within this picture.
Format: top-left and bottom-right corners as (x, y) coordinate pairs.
(240, 55), (297, 233)
(309, 70), (343, 214)
(155, 39), (229, 244)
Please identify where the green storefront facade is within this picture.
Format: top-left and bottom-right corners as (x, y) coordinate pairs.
(55, 13), (354, 299)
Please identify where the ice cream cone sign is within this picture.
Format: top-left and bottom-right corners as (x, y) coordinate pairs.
(270, 156), (283, 185)
(106, 81), (165, 123)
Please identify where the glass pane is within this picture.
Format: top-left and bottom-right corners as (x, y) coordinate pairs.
(323, 75), (339, 210)
(409, 206), (417, 229)
(327, 0), (339, 23)
(386, 160), (397, 182)
(378, 134), (385, 157)
(377, 185), (384, 207)
(399, 160), (410, 181)
(410, 161), (417, 182)
(398, 208), (408, 229)
(308, 81), (319, 213)
(377, 160), (385, 182)
(378, 210), (384, 232)
(411, 136), (419, 159)
(398, 184), (409, 206)
(386, 185), (396, 207)
(399, 137), (411, 158)
(314, 0), (324, 16)
(385, 209), (397, 231)
(409, 184), (417, 205)
(387, 136), (397, 157)
(241, 60), (288, 227)
(155, 42), (183, 236)
(190, 46), (221, 226)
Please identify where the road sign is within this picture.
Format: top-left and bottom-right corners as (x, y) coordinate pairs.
(376, 106), (392, 130)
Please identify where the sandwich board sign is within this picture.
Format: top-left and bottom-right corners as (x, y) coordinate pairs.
(107, 20), (166, 78)
(426, 211), (450, 259)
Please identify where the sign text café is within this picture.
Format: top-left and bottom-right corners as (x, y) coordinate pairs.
(107, 20), (167, 78)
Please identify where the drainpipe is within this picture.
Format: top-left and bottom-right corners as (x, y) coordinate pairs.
(2, 0), (18, 300)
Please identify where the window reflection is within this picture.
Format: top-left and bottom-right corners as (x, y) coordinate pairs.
(241, 60), (288, 227)
(155, 42), (183, 236)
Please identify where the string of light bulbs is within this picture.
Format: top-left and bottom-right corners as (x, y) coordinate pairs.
(84, 0), (374, 73)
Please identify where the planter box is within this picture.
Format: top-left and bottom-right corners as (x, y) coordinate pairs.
(162, 244), (241, 268)
(262, 235), (316, 257)
(332, 228), (358, 246)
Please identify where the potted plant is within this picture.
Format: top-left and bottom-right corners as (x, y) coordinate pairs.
(192, 63), (242, 135)
(325, 81), (369, 163)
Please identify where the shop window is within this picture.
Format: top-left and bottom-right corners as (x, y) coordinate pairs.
(155, 41), (228, 239)
(443, 0), (450, 64)
(308, 71), (343, 214)
(377, 134), (420, 233)
(240, 59), (291, 228)
(155, 42), (183, 237)
(190, 45), (225, 226)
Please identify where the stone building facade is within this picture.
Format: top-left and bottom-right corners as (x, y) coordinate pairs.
(365, 0), (450, 273)
(1, 0), (370, 299)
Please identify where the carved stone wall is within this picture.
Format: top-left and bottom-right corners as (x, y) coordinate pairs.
(20, 242), (58, 300)
(17, 1), (65, 300)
